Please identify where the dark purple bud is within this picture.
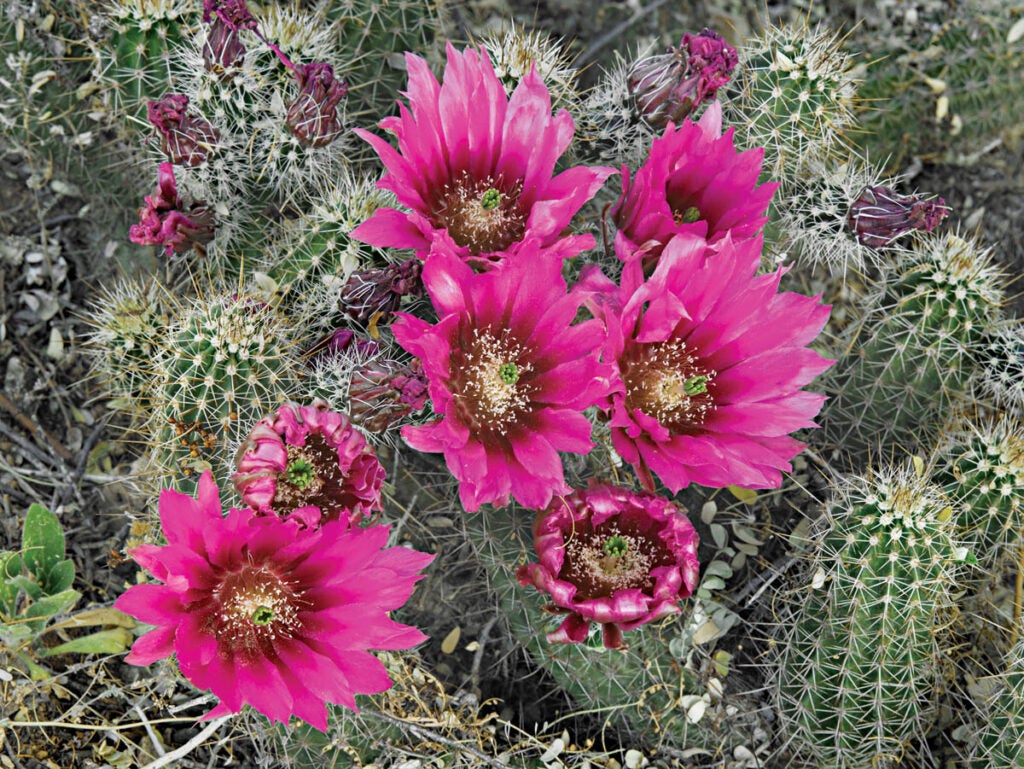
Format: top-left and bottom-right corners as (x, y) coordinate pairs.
(349, 358), (429, 433)
(338, 259), (423, 325)
(285, 62), (348, 148)
(129, 163), (216, 258)
(304, 329), (381, 366)
(203, 16), (247, 71)
(627, 28), (738, 129)
(847, 186), (951, 248)
(147, 94), (220, 167)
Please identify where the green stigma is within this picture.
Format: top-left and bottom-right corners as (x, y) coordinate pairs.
(683, 375), (709, 396)
(681, 206), (701, 224)
(480, 188), (501, 211)
(498, 362), (519, 385)
(251, 605), (274, 625)
(603, 535), (628, 558)
(286, 457), (315, 489)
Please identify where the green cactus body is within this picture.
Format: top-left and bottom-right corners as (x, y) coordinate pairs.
(821, 232), (1005, 462)
(264, 171), (394, 325)
(464, 501), (717, 751)
(94, 0), (198, 125)
(773, 467), (961, 769)
(969, 634), (1024, 769)
(857, 14), (1024, 170)
(477, 24), (581, 116)
(936, 417), (1024, 566)
(151, 293), (301, 484)
(84, 277), (170, 413)
(725, 23), (859, 177)
(318, 0), (442, 121)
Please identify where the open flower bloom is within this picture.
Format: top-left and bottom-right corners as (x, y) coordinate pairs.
(233, 401), (385, 528)
(583, 233), (833, 492)
(612, 101), (776, 262)
(516, 482), (700, 649)
(115, 472), (433, 730)
(392, 239), (613, 512)
(351, 43), (615, 264)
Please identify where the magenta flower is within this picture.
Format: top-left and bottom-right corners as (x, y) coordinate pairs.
(612, 101), (776, 262)
(627, 28), (738, 129)
(583, 233), (833, 492)
(129, 162), (215, 257)
(392, 239), (613, 512)
(286, 62), (349, 148)
(233, 401), (385, 528)
(115, 472), (433, 729)
(516, 482), (700, 649)
(351, 43), (615, 264)
(847, 185), (950, 248)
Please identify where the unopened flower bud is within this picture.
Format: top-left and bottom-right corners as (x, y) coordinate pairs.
(129, 163), (216, 257)
(338, 259), (423, 325)
(627, 28), (737, 129)
(147, 94), (220, 167)
(285, 62), (349, 148)
(349, 358), (429, 433)
(847, 186), (950, 248)
(304, 328), (381, 366)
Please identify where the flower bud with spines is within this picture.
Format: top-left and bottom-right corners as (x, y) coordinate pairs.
(820, 231), (1006, 463)
(773, 465), (962, 769)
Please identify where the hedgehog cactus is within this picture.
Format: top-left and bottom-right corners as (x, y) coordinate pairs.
(150, 292), (301, 484)
(820, 231), (1005, 463)
(84, 277), (170, 413)
(725, 22), (860, 177)
(935, 416), (1024, 566)
(773, 465), (963, 769)
(92, 0), (199, 125)
(476, 23), (581, 115)
(968, 631), (1024, 769)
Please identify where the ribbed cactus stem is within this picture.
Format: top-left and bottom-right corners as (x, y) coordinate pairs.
(820, 232), (1005, 462)
(773, 466), (963, 769)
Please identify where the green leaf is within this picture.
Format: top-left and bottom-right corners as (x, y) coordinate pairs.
(24, 589), (80, 632)
(47, 559), (75, 594)
(9, 575), (42, 601)
(22, 504), (66, 585)
(38, 627), (134, 657)
(0, 622), (33, 646)
(0, 552), (23, 616)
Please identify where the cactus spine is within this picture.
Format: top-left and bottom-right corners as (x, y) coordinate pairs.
(968, 632), (1024, 769)
(820, 232), (1006, 462)
(773, 466), (962, 768)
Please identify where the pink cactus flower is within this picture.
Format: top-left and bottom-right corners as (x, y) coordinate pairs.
(627, 28), (738, 129)
(392, 239), (613, 512)
(351, 43), (616, 265)
(233, 401), (385, 527)
(516, 482), (700, 649)
(115, 471), (433, 730)
(847, 185), (950, 248)
(129, 162), (215, 257)
(582, 233), (834, 492)
(612, 101), (776, 263)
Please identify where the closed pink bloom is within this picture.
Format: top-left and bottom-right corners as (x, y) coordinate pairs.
(583, 233), (834, 492)
(233, 401), (385, 528)
(392, 239), (613, 512)
(114, 472), (433, 730)
(351, 43), (615, 265)
(612, 101), (776, 262)
(516, 482), (700, 649)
